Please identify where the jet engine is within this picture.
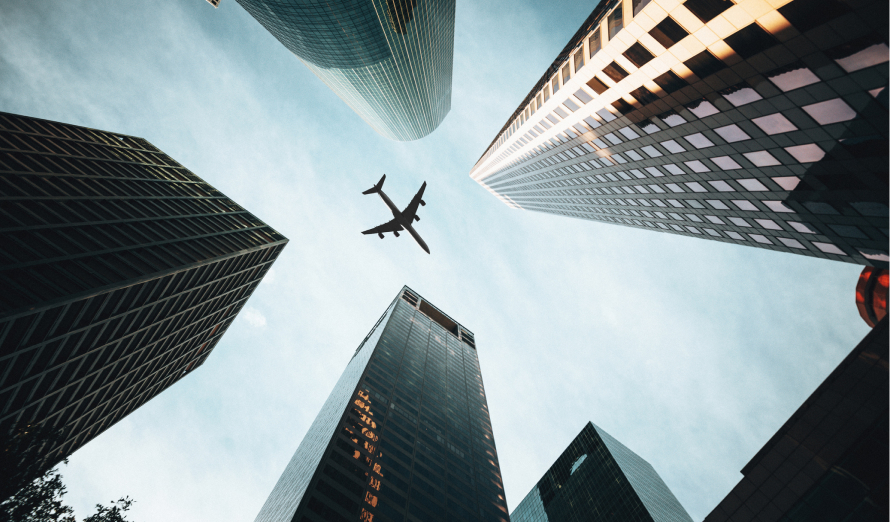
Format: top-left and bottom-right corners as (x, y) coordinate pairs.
(378, 233), (384, 239)
(420, 200), (425, 206)
(394, 231), (400, 237)
(414, 215), (420, 222)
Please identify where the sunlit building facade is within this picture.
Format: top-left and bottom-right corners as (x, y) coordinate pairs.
(511, 422), (692, 522)
(704, 318), (888, 521)
(236, 0), (455, 141)
(0, 112), (286, 465)
(254, 286), (508, 522)
(470, 0), (888, 268)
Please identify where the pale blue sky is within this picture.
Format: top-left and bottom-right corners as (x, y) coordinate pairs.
(0, 1), (869, 520)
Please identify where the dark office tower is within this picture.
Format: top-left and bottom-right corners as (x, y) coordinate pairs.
(0, 112), (286, 466)
(254, 287), (508, 522)
(470, 0), (888, 268)
(235, 0), (455, 141)
(511, 422), (692, 522)
(704, 318), (888, 521)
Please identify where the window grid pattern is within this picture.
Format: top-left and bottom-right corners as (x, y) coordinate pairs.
(0, 111), (287, 466)
(258, 287), (508, 522)
(511, 422), (692, 522)
(236, 0), (455, 141)
(470, 0), (888, 268)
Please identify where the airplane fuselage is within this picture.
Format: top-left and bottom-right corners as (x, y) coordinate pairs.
(375, 190), (430, 254)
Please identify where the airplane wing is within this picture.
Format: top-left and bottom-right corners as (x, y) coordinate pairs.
(362, 219), (403, 235)
(400, 182), (427, 223)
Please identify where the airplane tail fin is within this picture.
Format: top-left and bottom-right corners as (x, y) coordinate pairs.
(362, 174), (386, 195)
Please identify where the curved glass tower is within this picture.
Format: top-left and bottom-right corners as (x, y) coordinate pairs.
(236, 0), (455, 141)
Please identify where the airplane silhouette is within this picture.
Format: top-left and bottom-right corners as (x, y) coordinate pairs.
(361, 174), (430, 254)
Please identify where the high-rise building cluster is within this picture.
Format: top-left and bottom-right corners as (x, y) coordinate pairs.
(1, 0), (886, 520)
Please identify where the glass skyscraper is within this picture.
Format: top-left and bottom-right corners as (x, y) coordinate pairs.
(236, 0), (455, 141)
(0, 112), (286, 466)
(470, 0), (888, 268)
(254, 286), (509, 522)
(511, 422), (692, 522)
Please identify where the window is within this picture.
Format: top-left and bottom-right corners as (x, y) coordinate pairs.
(683, 0), (733, 23)
(723, 84), (765, 109)
(633, 0), (652, 15)
(574, 52), (584, 73)
(752, 113), (797, 134)
(641, 146), (662, 157)
(714, 124), (750, 143)
(661, 140), (686, 153)
(684, 50), (726, 78)
(743, 151), (781, 167)
(630, 86), (659, 104)
(755, 219), (782, 230)
(653, 70), (688, 93)
(725, 23), (779, 59)
(686, 99), (719, 118)
(623, 43), (654, 68)
(708, 180), (735, 192)
(574, 89), (593, 103)
(732, 200), (759, 211)
(778, 0), (849, 33)
(657, 110), (686, 127)
(608, 6), (623, 39)
(685, 160), (710, 173)
(784, 144), (825, 163)
(649, 17), (688, 48)
(561, 64), (571, 85)
(586, 77), (609, 94)
(589, 29), (602, 58)
(552, 77), (560, 94)
(612, 99), (634, 115)
(602, 62), (629, 82)
(828, 34), (890, 73)
(802, 98), (856, 125)
(684, 133), (714, 148)
(766, 62), (820, 92)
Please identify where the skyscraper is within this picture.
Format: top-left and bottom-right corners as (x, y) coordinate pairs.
(0, 112), (286, 465)
(511, 422), (692, 522)
(704, 318), (887, 521)
(255, 286), (509, 522)
(236, 0), (455, 141)
(470, 0), (888, 268)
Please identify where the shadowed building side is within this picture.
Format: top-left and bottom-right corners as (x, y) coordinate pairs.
(704, 318), (888, 521)
(236, 0), (455, 141)
(0, 112), (286, 468)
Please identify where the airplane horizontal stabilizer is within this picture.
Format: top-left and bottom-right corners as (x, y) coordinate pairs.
(362, 174), (386, 195)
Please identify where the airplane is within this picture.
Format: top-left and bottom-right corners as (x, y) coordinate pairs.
(361, 174), (430, 254)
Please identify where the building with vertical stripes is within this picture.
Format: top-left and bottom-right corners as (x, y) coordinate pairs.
(236, 0), (455, 141)
(0, 112), (286, 466)
(255, 286), (509, 522)
(470, 0), (888, 268)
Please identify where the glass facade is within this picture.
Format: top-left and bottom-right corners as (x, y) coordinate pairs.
(236, 0), (455, 141)
(470, 0), (888, 268)
(254, 286), (508, 522)
(0, 111), (287, 466)
(511, 422), (692, 522)
(704, 317), (888, 522)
